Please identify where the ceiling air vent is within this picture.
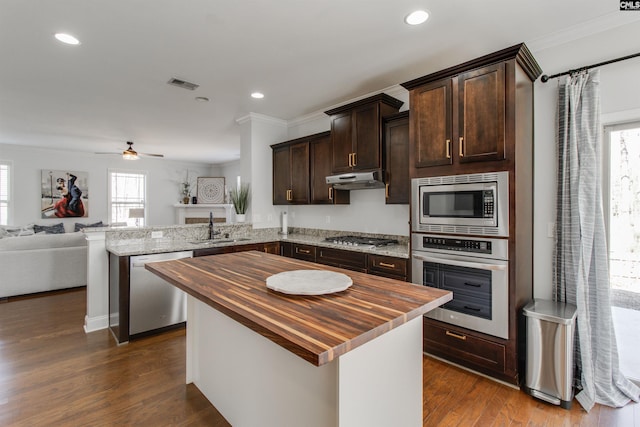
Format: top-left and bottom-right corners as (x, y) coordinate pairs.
(167, 77), (199, 91)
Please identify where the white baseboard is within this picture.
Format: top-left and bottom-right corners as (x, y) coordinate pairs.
(84, 314), (108, 333)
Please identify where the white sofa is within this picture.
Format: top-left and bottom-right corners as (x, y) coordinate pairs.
(0, 232), (87, 298)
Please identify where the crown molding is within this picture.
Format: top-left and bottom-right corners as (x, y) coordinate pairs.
(287, 110), (328, 129)
(527, 12), (640, 53)
(235, 113), (287, 127)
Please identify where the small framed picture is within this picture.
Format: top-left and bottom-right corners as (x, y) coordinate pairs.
(197, 177), (225, 204)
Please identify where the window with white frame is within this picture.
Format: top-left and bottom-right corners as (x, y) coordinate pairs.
(108, 170), (146, 227)
(0, 161), (10, 225)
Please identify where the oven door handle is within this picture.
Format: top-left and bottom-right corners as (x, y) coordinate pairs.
(411, 253), (507, 271)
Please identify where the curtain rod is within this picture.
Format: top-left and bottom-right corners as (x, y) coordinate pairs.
(540, 51), (640, 82)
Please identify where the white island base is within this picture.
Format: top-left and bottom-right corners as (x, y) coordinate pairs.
(186, 296), (423, 427)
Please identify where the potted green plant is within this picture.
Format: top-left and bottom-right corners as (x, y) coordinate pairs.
(230, 183), (250, 222)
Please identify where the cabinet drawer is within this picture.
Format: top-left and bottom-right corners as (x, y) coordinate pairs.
(422, 318), (506, 376)
(291, 244), (316, 262)
(368, 255), (407, 278)
(317, 247), (367, 272)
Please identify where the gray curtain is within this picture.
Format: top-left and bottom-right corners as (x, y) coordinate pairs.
(553, 69), (640, 411)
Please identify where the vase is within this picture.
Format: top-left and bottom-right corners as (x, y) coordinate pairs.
(183, 196), (190, 204)
(236, 213), (246, 223)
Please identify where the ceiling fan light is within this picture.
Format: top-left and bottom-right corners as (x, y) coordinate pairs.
(123, 141), (139, 160)
(123, 149), (138, 160)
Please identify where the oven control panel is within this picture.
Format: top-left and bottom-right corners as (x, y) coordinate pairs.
(421, 236), (492, 254)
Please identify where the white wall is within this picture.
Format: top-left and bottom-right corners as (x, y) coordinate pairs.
(531, 20), (640, 299)
(0, 143), (214, 231)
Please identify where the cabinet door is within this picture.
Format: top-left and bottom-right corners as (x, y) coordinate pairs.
(384, 113), (410, 204)
(331, 111), (354, 173)
(457, 63), (505, 163)
(410, 78), (453, 168)
(289, 142), (309, 204)
(352, 103), (381, 171)
(262, 242), (280, 254)
(280, 241), (292, 257)
(272, 145), (291, 205)
(310, 134), (349, 205)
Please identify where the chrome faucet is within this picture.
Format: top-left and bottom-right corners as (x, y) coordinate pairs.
(209, 212), (221, 239)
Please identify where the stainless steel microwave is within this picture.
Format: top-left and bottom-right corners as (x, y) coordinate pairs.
(411, 171), (509, 237)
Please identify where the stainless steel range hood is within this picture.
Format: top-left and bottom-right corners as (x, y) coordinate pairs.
(326, 171), (385, 190)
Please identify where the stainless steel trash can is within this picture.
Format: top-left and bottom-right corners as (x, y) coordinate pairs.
(522, 299), (577, 409)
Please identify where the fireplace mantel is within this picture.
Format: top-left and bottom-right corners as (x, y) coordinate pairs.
(173, 203), (234, 224)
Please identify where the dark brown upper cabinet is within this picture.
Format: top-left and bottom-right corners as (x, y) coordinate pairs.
(309, 132), (349, 205)
(325, 93), (403, 174)
(272, 141), (309, 204)
(272, 132), (349, 206)
(383, 111), (410, 204)
(402, 43), (542, 178)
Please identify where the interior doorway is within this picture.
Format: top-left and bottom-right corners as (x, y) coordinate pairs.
(605, 121), (640, 385)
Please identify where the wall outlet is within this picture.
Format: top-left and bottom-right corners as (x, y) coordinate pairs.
(151, 231), (163, 239)
(267, 214), (273, 222)
(547, 222), (556, 239)
(253, 213), (262, 223)
(326, 215), (331, 224)
(290, 211), (296, 219)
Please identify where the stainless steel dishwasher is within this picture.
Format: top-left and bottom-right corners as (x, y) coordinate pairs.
(129, 251), (192, 336)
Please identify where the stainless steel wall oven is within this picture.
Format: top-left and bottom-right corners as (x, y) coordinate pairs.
(411, 234), (509, 339)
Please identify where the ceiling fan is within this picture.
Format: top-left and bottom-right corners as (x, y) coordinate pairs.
(96, 141), (164, 160)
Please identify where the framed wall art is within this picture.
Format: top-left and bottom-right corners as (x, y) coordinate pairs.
(197, 177), (225, 204)
(41, 170), (89, 218)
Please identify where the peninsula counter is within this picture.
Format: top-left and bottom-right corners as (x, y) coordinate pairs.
(146, 251), (451, 427)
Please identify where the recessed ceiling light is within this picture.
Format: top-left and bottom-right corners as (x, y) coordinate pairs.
(195, 96), (210, 102)
(251, 92), (265, 99)
(405, 10), (429, 26)
(54, 33), (80, 45)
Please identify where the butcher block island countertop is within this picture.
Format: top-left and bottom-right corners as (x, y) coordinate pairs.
(145, 250), (452, 366)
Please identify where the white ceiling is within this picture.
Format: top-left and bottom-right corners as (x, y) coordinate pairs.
(0, 1), (633, 163)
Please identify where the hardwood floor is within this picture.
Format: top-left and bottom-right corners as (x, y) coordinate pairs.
(1, 288), (638, 426)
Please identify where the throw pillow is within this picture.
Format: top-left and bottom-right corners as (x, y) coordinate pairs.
(74, 221), (104, 232)
(34, 223), (65, 234)
(0, 224), (35, 237)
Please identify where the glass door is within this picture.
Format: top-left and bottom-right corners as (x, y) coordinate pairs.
(606, 121), (640, 385)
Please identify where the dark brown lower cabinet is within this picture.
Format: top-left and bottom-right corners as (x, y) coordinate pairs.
(194, 242), (280, 258)
(263, 242), (280, 254)
(317, 247), (367, 273)
(423, 317), (513, 384)
(280, 242), (407, 281)
(368, 254), (408, 281)
(291, 243), (316, 262)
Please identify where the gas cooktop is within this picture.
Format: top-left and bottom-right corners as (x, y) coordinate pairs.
(324, 236), (399, 247)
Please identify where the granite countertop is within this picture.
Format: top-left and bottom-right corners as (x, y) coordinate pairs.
(106, 232), (409, 259)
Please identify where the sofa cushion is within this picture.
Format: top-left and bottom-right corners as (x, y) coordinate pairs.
(34, 223), (65, 234)
(74, 221), (104, 232)
(0, 232), (86, 251)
